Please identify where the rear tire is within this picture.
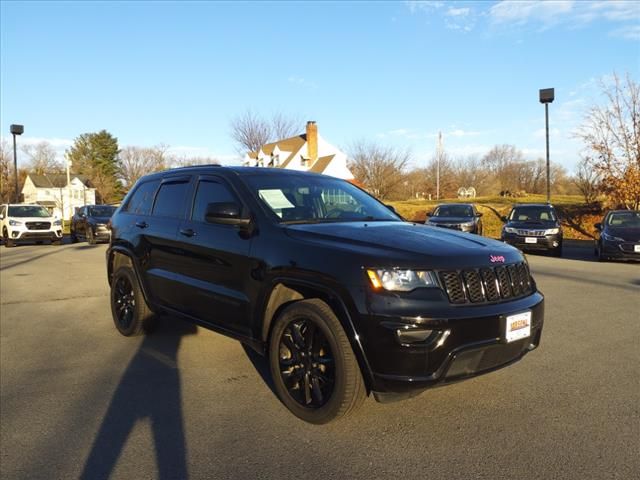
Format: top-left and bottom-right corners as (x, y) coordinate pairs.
(70, 229), (78, 243)
(110, 266), (155, 336)
(268, 299), (366, 424)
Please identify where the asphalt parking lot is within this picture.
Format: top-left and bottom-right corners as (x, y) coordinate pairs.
(1, 241), (638, 479)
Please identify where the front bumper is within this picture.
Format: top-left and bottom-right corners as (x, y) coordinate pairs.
(357, 292), (544, 396)
(502, 233), (561, 251)
(7, 228), (63, 242)
(601, 240), (640, 260)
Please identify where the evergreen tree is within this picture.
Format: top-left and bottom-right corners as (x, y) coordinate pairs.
(66, 130), (122, 203)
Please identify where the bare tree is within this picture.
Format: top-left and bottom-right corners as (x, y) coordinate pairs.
(348, 141), (411, 200)
(21, 141), (63, 175)
(230, 110), (273, 154)
(573, 158), (600, 204)
(230, 110), (303, 155)
(481, 144), (525, 193)
(0, 139), (13, 202)
(170, 155), (220, 168)
(271, 112), (302, 140)
(120, 145), (169, 187)
(575, 72), (640, 209)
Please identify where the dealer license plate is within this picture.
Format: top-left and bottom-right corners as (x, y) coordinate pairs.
(525, 237), (537, 244)
(635, 244), (640, 253)
(505, 311), (532, 343)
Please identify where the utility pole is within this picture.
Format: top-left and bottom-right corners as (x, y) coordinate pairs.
(10, 125), (24, 203)
(436, 131), (443, 201)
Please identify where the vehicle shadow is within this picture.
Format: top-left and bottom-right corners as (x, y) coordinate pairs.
(80, 316), (197, 480)
(241, 344), (278, 398)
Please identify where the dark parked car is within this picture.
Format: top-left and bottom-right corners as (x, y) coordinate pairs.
(594, 210), (640, 261)
(71, 205), (116, 244)
(425, 203), (483, 235)
(106, 167), (544, 423)
(501, 203), (563, 256)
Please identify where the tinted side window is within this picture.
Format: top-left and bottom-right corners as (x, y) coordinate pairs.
(152, 181), (190, 218)
(125, 180), (160, 215)
(192, 179), (237, 223)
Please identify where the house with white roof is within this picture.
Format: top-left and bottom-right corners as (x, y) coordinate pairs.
(21, 174), (96, 219)
(243, 121), (354, 180)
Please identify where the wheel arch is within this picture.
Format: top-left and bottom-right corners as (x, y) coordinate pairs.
(260, 278), (374, 392)
(107, 246), (155, 310)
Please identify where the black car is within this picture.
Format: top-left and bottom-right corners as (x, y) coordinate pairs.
(594, 210), (640, 261)
(71, 205), (116, 244)
(501, 203), (563, 256)
(425, 203), (483, 235)
(106, 167), (544, 423)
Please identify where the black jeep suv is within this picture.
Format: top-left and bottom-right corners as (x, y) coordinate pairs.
(71, 205), (117, 244)
(106, 166), (544, 423)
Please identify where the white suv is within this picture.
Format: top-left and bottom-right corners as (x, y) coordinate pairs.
(0, 204), (63, 247)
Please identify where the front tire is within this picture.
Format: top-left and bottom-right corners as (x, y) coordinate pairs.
(87, 228), (96, 245)
(268, 299), (366, 424)
(3, 229), (14, 248)
(110, 266), (155, 336)
(70, 228), (78, 243)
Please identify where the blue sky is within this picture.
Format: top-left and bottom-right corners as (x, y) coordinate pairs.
(1, 0), (639, 172)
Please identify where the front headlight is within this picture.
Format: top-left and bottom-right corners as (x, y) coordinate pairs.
(603, 232), (624, 242)
(504, 227), (517, 234)
(53, 219), (62, 226)
(367, 269), (438, 292)
(8, 219), (23, 226)
(461, 221), (474, 228)
(544, 228), (559, 235)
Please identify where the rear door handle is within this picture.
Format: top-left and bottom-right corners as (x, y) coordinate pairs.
(179, 228), (196, 237)
(135, 221), (148, 229)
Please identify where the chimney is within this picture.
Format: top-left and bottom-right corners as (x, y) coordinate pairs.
(306, 121), (318, 163)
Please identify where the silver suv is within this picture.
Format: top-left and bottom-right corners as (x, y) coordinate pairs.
(0, 204), (63, 247)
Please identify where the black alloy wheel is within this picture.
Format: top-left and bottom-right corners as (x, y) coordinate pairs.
(278, 318), (335, 408)
(110, 266), (155, 336)
(113, 275), (135, 331)
(269, 299), (366, 424)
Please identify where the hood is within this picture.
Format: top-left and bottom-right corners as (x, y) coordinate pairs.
(10, 216), (56, 223)
(284, 221), (522, 268)
(427, 216), (475, 224)
(505, 220), (558, 229)
(606, 226), (640, 241)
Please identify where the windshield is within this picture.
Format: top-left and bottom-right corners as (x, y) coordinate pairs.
(433, 205), (474, 217)
(88, 206), (116, 217)
(606, 211), (640, 228)
(8, 205), (51, 218)
(243, 174), (401, 224)
(509, 206), (556, 222)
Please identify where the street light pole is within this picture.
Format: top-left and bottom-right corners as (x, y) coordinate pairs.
(539, 89), (554, 204)
(10, 124), (24, 203)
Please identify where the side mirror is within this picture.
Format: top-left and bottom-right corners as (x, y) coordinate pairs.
(385, 204), (398, 215)
(426, 212), (432, 217)
(594, 223), (602, 231)
(205, 202), (250, 226)
(477, 212), (483, 217)
(501, 216), (508, 222)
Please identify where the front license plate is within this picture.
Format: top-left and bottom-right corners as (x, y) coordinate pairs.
(525, 237), (537, 244)
(635, 245), (640, 253)
(505, 311), (531, 343)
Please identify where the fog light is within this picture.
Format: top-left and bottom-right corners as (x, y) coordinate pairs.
(11, 232), (18, 238)
(396, 327), (433, 344)
(552, 241), (559, 247)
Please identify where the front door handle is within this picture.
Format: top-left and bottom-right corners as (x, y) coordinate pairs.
(135, 221), (148, 229)
(179, 228), (196, 237)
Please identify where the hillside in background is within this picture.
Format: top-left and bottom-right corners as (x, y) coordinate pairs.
(390, 195), (602, 241)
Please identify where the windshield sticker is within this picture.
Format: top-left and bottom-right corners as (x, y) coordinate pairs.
(259, 189), (295, 211)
